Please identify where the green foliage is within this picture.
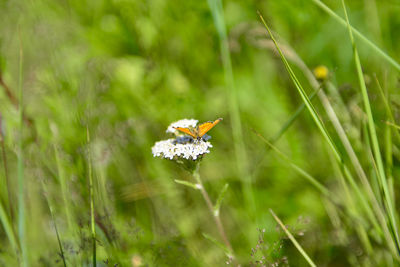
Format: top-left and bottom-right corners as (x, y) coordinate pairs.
(0, 0), (400, 266)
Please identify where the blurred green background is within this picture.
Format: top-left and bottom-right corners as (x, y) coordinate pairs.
(1, 0), (400, 266)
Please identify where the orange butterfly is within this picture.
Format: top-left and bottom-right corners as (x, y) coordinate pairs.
(174, 118), (222, 140)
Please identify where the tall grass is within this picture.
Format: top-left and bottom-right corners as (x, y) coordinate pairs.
(86, 126), (96, 266)
(341, 0), (400, 251)
(17, 28), (27, 267)
(41, 180), (67, 267)
(207, 0), (255, 214)
(258, 1), (400, 262)
(270, 209), (316, 267)
(1, 0), (400, 266)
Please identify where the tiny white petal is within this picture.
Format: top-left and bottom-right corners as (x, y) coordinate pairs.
(151, 138), (212, 161)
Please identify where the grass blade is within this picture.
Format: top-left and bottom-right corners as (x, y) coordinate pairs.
(202, 232), (231, 256)
(174, 179), (200, 190)
(256, 37), (391, 244)
(87, 126), (96, 266)
(17, 28), (28, 267)
(0, 115), (12, 218)
(375, 75), (400, 143)
(386, 121), (400, 131)
(192, 163), (233, 253)
(376, 75), (396, 210)
(41, 181), (67, 267)
(0, 200), (19, 255)
(257, 12), (388, 251)
(213, 183), (229, 217)
(257, 12), (338, 160)
(269, 209), (316, 267)
(207, 0), (255, 212)
(341, 0), (400, 252)
(53, 145), (74, 232)
(312, 0), (400, 72)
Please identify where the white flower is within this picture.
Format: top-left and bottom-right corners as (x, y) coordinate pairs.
(166, 119), (198, 134)
(153, 118), (217, 161)
(152, 138), (213, 161)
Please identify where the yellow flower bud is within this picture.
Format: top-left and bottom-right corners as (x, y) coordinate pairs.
(313, 65), (329, 80)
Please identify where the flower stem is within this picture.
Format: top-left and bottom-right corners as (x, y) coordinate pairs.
(192, 163), (233, 254)
(86, 126), (96, 266)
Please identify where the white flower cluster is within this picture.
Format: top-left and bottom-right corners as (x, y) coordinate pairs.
(152, 138), (212, 160)
(166, 119), (198, 134)
(152, 119), (213, 161)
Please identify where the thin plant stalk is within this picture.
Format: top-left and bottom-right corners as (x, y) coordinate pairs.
(0, 198), (19, 255)
(87, 126), (96, 266)
(0, 70), (34, 131)
(376, 75), (400, 143)
(192, 163), (233, 255)
(53, 143), (80, 265)
(0, 115), (12, 218)
(207, 0), (255, 212)
(53, 145), (74, 232)
(341, 0), (400, 252)
(323, 198), (359, 265)
(328, 149), (374, 257)
(376, 75), (396, 209)
(0, 114), (19, 256)
(269, 209), (316, 267)
(386, 121), (400, 131)
(17, 28), (28, 267)
(258, 12), (337, 164)
(41, 181), (67, 267)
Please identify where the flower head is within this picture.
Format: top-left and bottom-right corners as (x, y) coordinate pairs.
(152, 138), (212, 160)
(152, 118), (216, 161)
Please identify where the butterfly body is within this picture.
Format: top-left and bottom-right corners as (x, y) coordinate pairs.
(174, 118), (222, 140)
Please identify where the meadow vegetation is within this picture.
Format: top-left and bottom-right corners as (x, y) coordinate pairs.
(0, 0), (400, 266)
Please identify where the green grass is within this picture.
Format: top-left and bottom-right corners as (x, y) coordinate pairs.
(341, 0), (400, 253)
(17, 29), (27, 267)
(0, 0), (400, 266)
(86, 126), (96, 267)
(270, 209), (316, 267)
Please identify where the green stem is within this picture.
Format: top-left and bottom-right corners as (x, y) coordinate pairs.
(87, 126), (96, 266)
(192, 163), (233, 254)
(0, 115), (13, 219)
(0, 198), (19, 255)
(17, 28), (28, 267)
(54, 145), (74, 232)
(341, 0), (400, 253)
(207, 0), (254, 212)
(270, 209), (316, 267)
(42, 181), (67, 267)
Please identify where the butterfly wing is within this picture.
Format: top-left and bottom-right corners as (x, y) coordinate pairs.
(174, 127), (198, 138)
(198, 118), (222, 137)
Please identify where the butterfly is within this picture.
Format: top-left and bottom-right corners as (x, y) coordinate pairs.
(174, 118), (222, 140)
